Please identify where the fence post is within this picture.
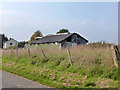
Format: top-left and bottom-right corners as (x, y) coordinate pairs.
(114, 45), (120, 61)
(111, 45), (118, 67)
(27, 48), (30, 57)
(67, 48), (72, 66)
(41, 49), (47, 60)
(16, 48), (18, 57)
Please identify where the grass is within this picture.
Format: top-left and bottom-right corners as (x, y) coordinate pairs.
(1, 45), (119, 88)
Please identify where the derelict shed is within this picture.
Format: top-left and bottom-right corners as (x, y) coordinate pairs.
(31, 33), (88, 48)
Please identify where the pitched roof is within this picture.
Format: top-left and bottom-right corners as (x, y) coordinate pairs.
(31, 33), (88, 44)
(5, 38), (18, 43)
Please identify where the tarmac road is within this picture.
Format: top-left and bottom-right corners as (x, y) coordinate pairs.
(1, 70), (52, 89)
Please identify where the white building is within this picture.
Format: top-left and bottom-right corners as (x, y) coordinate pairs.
(3, 38), (18, 48)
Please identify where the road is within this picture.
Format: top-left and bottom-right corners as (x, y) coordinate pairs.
(1, 70), (52, 89)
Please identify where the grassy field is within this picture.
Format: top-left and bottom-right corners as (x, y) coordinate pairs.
(2, 45), (119, 88)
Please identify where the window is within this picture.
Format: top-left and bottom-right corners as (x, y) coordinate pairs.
(10, 43), (13, 45)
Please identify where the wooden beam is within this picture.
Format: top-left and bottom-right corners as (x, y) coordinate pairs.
(111, 45), (118, 67)
(27, 48), (30, 57)
(41, 49), (47, 60)
(67, 48), (72, 66)
(16, 48), (18, 57)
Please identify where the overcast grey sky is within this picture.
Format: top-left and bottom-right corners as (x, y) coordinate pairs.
(1, 2), (118, 43)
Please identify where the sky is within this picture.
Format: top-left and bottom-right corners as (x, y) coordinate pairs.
(1, 2), (118, 43)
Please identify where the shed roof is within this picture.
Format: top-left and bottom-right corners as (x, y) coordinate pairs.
(31, 33), (88, 44)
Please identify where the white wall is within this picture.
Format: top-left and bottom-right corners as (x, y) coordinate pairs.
(3, 40), (18, 48)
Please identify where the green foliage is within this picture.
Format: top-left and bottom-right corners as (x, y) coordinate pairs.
(106, 67), (118, 80)
(18, 41), (28, 48)
(31, 60), (37, 65)
(89, 66), (104, 77)
(25, 43), (59, 49)
(88, 41), (113, 48)
(30, 30), (43, 43)
(56, 29), (70, 34)
(2, 44), (119, 88)
(84, 79), (96, 87)
(2, 55), (118, 88)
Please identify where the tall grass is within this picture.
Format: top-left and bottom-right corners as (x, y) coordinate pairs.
(3, 45), (118, 79)
(4, 45), (114, 66)
(2, 45), (119, 88)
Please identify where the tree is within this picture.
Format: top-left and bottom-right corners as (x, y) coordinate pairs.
(30, 30), (43, 43)
(56, 29), (70, 34)
(18, 41), (28, 48)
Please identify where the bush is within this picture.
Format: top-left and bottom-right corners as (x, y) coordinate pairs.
(88, 41), (113, 48)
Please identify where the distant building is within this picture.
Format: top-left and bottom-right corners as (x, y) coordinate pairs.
(31, 33), (88, 48)
(0, 34), (8, 48)
(3, 38), (18, 49)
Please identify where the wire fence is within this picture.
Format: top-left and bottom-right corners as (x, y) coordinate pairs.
(2, 45), (120, 67)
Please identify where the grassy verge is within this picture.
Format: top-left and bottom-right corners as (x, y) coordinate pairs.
(2, 56), (118, 88)
(2, 45), (119, 88)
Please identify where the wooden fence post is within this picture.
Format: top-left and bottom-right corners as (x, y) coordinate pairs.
(27, 48), (30, 57)
(111, 45), (118, 67)
(41, 49), (46, 60)
(114, 45), (120, 61)
(67, 48), (72, 66)
(16, 48), (18, 57)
